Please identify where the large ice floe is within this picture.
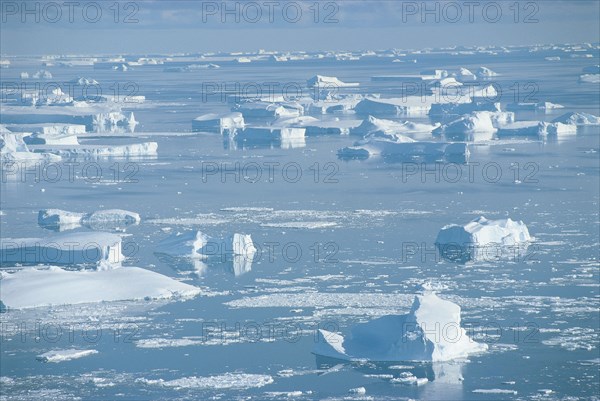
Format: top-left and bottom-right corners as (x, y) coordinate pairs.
(0, 232), (124, 266)
(314, 289), (487, 362)
(497, 121), (576, 138)
(0, 266), (201, 309)
(552, 112), (600, 126)
(38, 209), (141, 231)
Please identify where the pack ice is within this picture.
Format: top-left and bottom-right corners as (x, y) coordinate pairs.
(38, 209), (141, 231)
(315, 291), (487, 362)
(0, 232), (124, 266)
(0, 266), (201, 309)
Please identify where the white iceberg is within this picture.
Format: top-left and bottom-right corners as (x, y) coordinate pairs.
(271, 116), (361, 136)
(233, 126), (305, 143)
(234, 102), (303, 118)
(354, 97), (432, 117)
(0, 266), (201, 309)
(579, 74), (600, 83)
(0, 232), (124, 266)
(506, 102), (564, 111)
(476, 67), (498, 78)
(192, 112), (245, 134)
(433, 112), (496, 135)
(436, 216), (531, 248)
(350, 116), (440, 137)
(552, 112), (600, 126)
(315, 291), (487, 362)
(1, 129), (61, 162)
(497, 121), (576, 137)
(32, 69), (53, 79)
(307, 75), (359, 88)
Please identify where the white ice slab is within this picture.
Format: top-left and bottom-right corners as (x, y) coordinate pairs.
(0, 266), (201, 309)
(436, 216), (531, 248)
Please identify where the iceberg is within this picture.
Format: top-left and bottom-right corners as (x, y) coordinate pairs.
(552, 112), (600, 126)
(436, 216), (531, 248)
(0, 232), (124, 266)
(314, 291), (487, 362)
(192, 112), (245, 134)
(506, 102), (564, 111)
(38, 209), (141, 231)
(497, 121), (576, 137)
(1, 129), (61, 162)
(338, 136), (469, 163)
(433, 112), (495, 135)
(233, 126), (305, 143)
(354, 97), (432, 117)
(155, 230), (256, 260)
(271, 116), (361, 136)
(36, 349), (98, 363)
(234, 102), (303, 118)
(429, 101), (501, 117)
(476, 67), (498, 78)
(307, 75), (359, 88)
(0, 266), (201, 309)
(579, 74), (600, 83)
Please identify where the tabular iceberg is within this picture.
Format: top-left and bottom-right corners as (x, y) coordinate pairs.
(38, 209), (141, 231)
(436, 216), (531, 248)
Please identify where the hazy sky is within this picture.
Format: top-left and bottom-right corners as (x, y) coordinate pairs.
(1, 0), (599, 55)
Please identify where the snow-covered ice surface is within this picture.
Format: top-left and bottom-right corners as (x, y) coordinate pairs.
(0, 46), (598, 401)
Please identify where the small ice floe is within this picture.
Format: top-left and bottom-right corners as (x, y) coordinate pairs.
(192, 112), (245, 134)
(314, 291), (488, 362)
(0, 231), (124, 266)
(36, 349), (98, 363)
(348, 386), (367, 394)
(0, 265), (201, 309)
(306, 75), (359, 88)
(390, 372), (429, 386)
(38, 209), (141, 231)
(552, 112), (600, 126)
(579, 74), (600, 83)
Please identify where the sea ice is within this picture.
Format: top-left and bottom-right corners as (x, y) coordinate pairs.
(314, 291), (488, 362)
(155, 230), (256, 260)
(0, 266), (201, 309)
(0, 129), (61, 162)
(350, 116), (440, 137)
(497, 121), (576, 137)
(28, 142), (158, 158)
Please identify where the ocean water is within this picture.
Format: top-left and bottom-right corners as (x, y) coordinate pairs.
(0, 50), (599, 400)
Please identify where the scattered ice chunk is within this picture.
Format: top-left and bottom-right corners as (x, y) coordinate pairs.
(314, 291), (487, 362)
(32, 69), (53, 79)
(0, 231), (124, 266)
(36, 349), (98, 363)
(0, 266), (201, 309)
(348, 387), (366, 394)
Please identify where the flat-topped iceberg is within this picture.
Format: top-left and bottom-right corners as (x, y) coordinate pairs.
(552, 112), (600, 126)
(192, 112), (245, 134)
(315, 291), (487, 362)
(234, 102), (303, 118)
(436, 216), (531, 248)
(350, 116), (440, 137)
(38, 209), (141, 231)
(0, 266), (201, 309)
(1, 129), (61, 162)
(497, 121), (576, 137)
(0, 232), (124, 266)
(307, 75), (359, 88)
(354, 97), (432, 117)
